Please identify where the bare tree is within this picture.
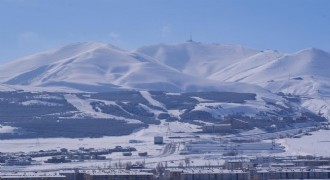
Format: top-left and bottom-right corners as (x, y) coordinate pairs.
(118, 160), (123, 169)
(178, 162), (184, 168)
(184, 157), (190, 167)
(108, 158), (112, 168)
(156, 162), (165, 177)
(125, 161), (132, 170)
(142, 159), (146, 167)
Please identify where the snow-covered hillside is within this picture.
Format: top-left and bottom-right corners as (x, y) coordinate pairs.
(0, 90), (320, 139)
(0, 84), (16, 91)
(213, 48), (330, 85)
(209, 48), (330, 119)
(135, 41), (259, 78)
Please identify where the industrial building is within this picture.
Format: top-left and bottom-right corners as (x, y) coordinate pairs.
(154, 136), (164, 144)
(202, 124), (231, 133)
(138, 152), (148, 156)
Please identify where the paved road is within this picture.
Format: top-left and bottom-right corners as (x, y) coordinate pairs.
(160, 142), (177, 156)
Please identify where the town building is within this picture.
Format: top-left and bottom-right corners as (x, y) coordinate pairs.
(83, 170), (154, 180)
(165, 168), (248, 180)
(253, 167), (330, 180)
(202, 124), (231, 133)
(0, 173), (66, 180)
(154, 136), (164, 144)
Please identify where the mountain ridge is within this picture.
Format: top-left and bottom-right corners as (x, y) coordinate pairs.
(0, 42), (274, 94)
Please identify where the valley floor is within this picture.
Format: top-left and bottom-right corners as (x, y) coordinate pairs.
(0, 121), (329, 171)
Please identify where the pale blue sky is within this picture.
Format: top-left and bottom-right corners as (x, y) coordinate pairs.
(1, 0), (330, 63)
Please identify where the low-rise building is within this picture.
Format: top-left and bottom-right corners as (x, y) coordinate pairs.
(224, 160), (253, 170)
(202, 124), (231, 133)
(165, 168), (248, 180)
(250, 156), (278, 165)
(122, 152), (132, 156)
(288, 159), (330, 167)
(83, 170), (154, 180)
(154, 136), (164, 144)
(254, 167), (330, 180)
(0, 173), (66, 180)
(5, 158), (31, 166)
(138, 152), (148, 156)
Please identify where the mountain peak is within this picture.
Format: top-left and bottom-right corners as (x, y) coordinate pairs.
(57, 41), (124, 53)
(135, 42), (260, 77)
(297, 47), (329, 55)
(292, 47), (330, 62)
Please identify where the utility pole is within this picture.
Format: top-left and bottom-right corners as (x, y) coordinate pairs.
(35, 138), (40, 146)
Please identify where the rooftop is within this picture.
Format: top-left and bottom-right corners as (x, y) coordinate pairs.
(167, 168), (246, 174)
(82, 170), (153, 176)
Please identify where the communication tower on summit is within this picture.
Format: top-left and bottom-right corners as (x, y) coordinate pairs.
(187, 34), (193, 42)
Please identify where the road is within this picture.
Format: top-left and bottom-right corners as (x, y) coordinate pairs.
(160, 142), (177, 156)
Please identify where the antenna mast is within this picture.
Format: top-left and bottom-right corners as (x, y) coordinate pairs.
(188, 34), (193, 42)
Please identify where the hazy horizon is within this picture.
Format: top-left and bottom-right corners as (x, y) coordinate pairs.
(1, 0), (330, 63)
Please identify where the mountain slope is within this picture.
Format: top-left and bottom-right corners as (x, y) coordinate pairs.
(215, 48), (330, 85)
(135, 41), (260, 78)
(208, 48), (330, 120)
(0, 90), (322, 139)
(208, 50), (284, 82)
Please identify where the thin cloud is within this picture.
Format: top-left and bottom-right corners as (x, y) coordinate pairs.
(161, 25), (172, 37)
(108, 32), (120, 39)
(17, 32), (42, 48)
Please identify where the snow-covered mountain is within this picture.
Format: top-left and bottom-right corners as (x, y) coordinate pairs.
(0, 43), (184, 92)
(136, 44), (330, 88)
(0, 41), (329, 138)
(2, 42), (188, 92)
(137, 42), (330, 96)
(0, 42), (276, 95)
(1, 41), (329, 103)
